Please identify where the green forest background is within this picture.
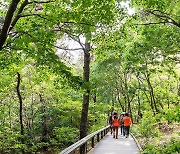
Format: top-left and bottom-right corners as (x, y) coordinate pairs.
(0, 0), (179, 153)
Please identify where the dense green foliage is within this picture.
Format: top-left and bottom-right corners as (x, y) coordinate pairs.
(0, 0), (179, 153)
(142, 138), (180, 154)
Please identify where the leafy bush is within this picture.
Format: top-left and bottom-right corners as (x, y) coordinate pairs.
(135, 112), (160, 138)
(142, 138), (180, 154)
(164, 106), (180, 123)
(53, 127), (79, 147)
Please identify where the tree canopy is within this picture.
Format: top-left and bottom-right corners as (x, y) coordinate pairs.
(0, 0), (179, 153)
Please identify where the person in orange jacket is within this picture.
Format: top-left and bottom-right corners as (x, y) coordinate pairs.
(123, 113), (132, 138)
(112, 112), (120, 139)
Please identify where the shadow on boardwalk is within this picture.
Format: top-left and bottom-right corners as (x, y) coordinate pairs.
(88, 131), (140, 154)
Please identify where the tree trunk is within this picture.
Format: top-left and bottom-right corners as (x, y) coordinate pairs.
(8, 98), (12, 129)
(80, 39), (91, 154)
(93, 93), (97, 103)
(146, 74), (159, 114)
(31, 93), (34, 139)
(39, 94), (48, 152)
(137, 78), (142, 122)
(177, 84), (180, 96)
(0, 0), (21, 50)
(124, 72), (132, 120)
(16, 72), (24, 153)
(112, 93), (115, 109)
(117, 92), (125, 112)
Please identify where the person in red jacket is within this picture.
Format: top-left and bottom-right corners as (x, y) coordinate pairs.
(112, 112), (120, 139)
(123, 113), (132, 138)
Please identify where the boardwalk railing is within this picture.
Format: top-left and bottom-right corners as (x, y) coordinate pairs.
(60, 125), (110, 154)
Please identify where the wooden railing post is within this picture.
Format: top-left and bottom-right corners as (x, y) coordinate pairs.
(80, 143), (86, 154)
(97, 133), (100, 142)
(60, 126), (110, 154)
(92, 137), (94, 148)
(86, 142), (88, 153)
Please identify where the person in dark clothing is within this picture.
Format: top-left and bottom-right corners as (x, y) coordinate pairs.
(119, 112), (125, 136)
(108, 113), (113, 134)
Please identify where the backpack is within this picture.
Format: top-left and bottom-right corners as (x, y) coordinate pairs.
(113, 116), (119, 126)
(109, 115), (113, 125)
(120, 115), (124, 125)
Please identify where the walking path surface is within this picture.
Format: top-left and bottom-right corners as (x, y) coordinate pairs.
(88, 131), (140, 154)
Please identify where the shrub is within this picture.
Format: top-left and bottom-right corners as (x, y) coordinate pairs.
(142, 137), (180, 154)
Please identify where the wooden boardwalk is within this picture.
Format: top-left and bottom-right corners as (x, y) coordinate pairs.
(88, 131), (140, 154)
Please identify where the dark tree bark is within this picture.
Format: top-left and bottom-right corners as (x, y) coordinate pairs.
(124, 72), (133, 121)
(147, 10), (180, 28)
(137, 79), (142, 123)
(178, 84), (180, 96)
(39, 94), (48, 152)
(79, 39), (91, 154)
(9, 0), (29, 31)
(112, 92), (115, 108)
(8, 98), (12, 129)
(16, 72), (24, 153)
(116, 92), (125, 112)
(145, 74), (159, 114)
(0, 0), (21, 50)
(118, 76), (128, 112)
(93, 93), (97, 103)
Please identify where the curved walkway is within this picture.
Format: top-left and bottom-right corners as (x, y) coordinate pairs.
(88, 131), (140, 154)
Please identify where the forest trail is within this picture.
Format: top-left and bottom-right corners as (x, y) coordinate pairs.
(88, 131), (140, 154)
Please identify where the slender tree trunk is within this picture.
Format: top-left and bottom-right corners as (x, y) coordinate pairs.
(124, 73), (132, 120)
(31, 93), (34, 138)
(118, 81), (127, 112)
(142, 89), (156, 114)
(111, 92), (115, 108)
(117, 93), (125, 111)
(167, 97), (170, 109)
(9, 0), (28, 31)
(39, 94), (48, 152)
(158, 99), (164, 110)
(0, 0), (21, 50)
(80, 39), (90, 154)
(16, 72), (24, 153)
(137, 78), (142, 122)
(124, 95), (127, 112)
(146, 74), (159, 114)
(93, 93), (97, 103)
(8, 98), (12, 129)
(177, 84), (180, 96)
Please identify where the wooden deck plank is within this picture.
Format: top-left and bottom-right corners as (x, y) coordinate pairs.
(88, 131), (140, 154)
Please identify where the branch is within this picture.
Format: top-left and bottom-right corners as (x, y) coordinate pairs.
(2, 30), (34, 50)
(129, 93), (136, 103)
(147, 9), (180, 28)
(56, 28), (85, 50)
(28, 0), (56, 4)
(134, 22), (167, 26)
(63, 21), (99, 28)
(19, 13), (48, 20)
(0, 0), (21, 50)
(10, 0), (29, 31)
(54, 45), (83, 51)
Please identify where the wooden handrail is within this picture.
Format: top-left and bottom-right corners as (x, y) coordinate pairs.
(59, 125), (110, 154)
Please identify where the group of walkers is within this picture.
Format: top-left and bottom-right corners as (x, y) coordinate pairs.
(109, 111), (132, 139)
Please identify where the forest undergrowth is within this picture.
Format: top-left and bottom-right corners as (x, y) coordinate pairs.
(131, 108), (180, 154)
